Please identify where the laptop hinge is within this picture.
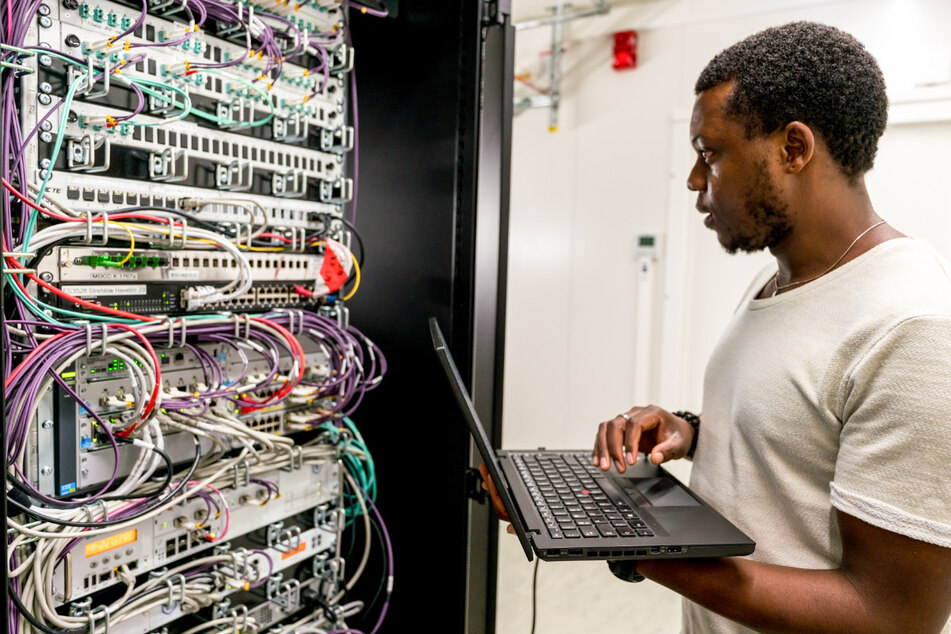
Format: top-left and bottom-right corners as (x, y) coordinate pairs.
(465, 468), (487, 504)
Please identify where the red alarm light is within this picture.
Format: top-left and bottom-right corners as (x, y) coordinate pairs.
(613, 30), (638, 71)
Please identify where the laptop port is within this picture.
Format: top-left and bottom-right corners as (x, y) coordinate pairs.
(650, 546), (661, 554)
(668, 546), (682, 553)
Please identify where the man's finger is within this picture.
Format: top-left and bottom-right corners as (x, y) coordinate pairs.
(606, 418), (628, 473)
(593, 421), (610, 470)
(478, 464), (510, 520)
(623, 421), (642, 466)
(650, 433), (686, 465)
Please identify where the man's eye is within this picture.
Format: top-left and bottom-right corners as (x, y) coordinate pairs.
(698, 149), (712, 162)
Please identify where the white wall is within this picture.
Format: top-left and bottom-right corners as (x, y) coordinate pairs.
(499, 1), (951, 632)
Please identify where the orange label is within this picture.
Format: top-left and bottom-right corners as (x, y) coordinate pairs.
(85, 529), (137, 558)
(281, 542), (306, 560)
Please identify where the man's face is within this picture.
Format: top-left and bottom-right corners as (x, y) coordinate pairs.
(687, 83), (792, 254)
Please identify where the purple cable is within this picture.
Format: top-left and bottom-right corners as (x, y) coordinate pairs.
(350, 1), (388, 18)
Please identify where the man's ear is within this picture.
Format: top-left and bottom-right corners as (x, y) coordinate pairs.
(781, 121), (815, 173)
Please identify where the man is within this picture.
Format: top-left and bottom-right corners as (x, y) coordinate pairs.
(489, 21), (951, 632)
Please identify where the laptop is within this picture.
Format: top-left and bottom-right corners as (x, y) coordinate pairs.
(430, 318), (755, 562)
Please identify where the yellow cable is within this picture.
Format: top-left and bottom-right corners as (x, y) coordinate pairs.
(113, 222), (135, 265)
(342, 253), (360, 301)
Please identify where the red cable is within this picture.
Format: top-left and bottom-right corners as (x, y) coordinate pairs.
(4, 330), (71, 389)
(111, 323), (162, 438)
(3, 246), (159, 322)
(3, 177), (186, 227)
(243, 317), (306, 407)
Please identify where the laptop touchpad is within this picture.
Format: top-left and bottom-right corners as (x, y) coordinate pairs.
(623, 477), (699, 507)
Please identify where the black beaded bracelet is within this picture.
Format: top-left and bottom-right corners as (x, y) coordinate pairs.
(672, 410), (701, 459)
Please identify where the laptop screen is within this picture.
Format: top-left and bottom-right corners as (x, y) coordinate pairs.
(429, 318), (535, 561)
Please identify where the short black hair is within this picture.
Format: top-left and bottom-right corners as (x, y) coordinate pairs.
(695, 21), (888, 180)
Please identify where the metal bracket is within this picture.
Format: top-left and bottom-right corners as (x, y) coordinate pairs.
(88, 605), (110, 633)
(147, 86), (177, 116)
(513, 1), (611, 130)
(271, 578), (301, 611)
(265, 572), (284, 600)
(231, 459), (250, 488)
(318, 178), (352, 204)
(67, 134), (111, 173)
(281, 445), (304, 472)
(148, 148), (188, 182)
(216, 160), (253, 191)
(266, 521), (301, 554)
(313, 553), (344, 596)
(69, 597), (93, 617)
(272, 169), (305, 198)
(162, 574), (186, 614)
(68, 56), (110, 99)
(216, 96), (251, 129)
(329, 44), (354, 76)
(320, 126), (354, 154)
(273, 112), (308, 143)
(211, 598), (231, 621)
(314, 506), (340, 531)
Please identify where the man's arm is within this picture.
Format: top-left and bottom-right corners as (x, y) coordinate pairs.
(638, 510), (951, 634)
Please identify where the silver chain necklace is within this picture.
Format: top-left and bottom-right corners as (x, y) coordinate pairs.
(771, 220), (887, 297)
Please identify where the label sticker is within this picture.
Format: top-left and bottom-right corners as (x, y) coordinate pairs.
(167, 269), (201, 281)
(62, 285), (148, 297)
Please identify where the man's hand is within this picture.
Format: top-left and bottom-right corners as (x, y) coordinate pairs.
(478, 464), (516, 534)
(592, 405), (694, 473)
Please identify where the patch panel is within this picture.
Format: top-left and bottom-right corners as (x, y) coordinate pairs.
(31, 246), (352, 316)
(46, 172), (344, 232)
(44, 103), (348, 199)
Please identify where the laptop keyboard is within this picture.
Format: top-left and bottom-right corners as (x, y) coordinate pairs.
(513, 452), (655, 540)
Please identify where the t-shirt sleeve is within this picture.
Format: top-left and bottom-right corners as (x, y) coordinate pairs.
(831, 315), (951, 547)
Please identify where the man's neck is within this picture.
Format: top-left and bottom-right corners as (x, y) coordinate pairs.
(768, 176), (896, 289)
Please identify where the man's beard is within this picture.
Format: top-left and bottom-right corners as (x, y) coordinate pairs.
(723, 166), (792, 255)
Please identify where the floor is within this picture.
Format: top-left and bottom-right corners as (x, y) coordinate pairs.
(495, 525), (684, 634)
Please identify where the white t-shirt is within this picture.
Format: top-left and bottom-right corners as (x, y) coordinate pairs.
(683, 238), (951, 633)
